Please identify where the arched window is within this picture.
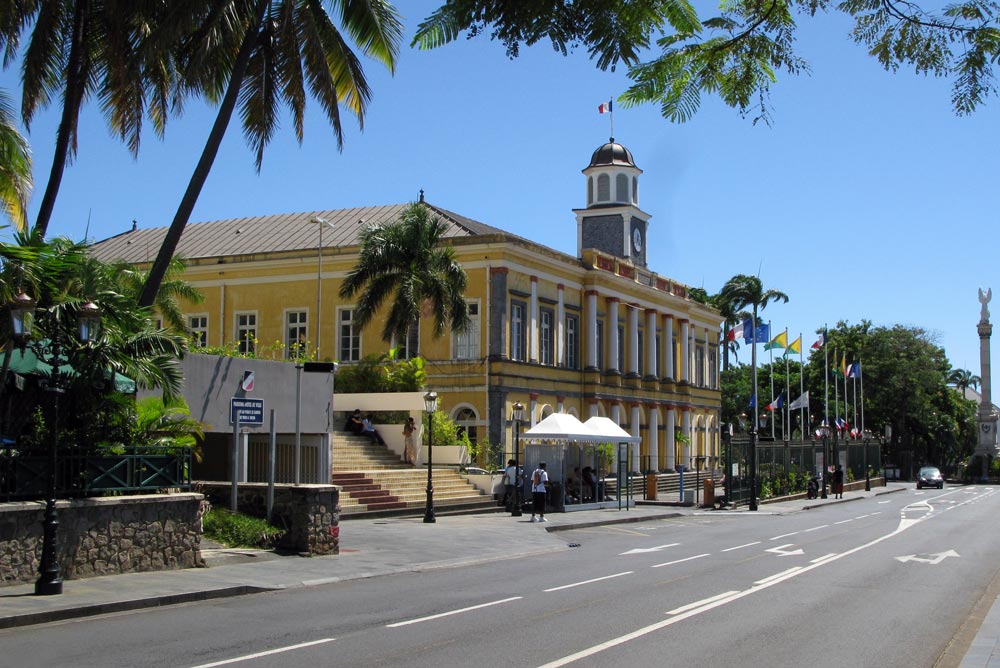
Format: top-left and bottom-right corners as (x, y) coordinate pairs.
(453, 406), (480, 445)
(632, 176), (638, 204)
(540, 405), (554, 420)
(597, 174), (610, 201)
(616, 174), (628, 203)
(587, 176), (594, 205)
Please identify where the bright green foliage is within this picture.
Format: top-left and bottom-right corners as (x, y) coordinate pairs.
(339, 202), (470, 344)
(135, 395), (206, 461)
(334, 348), (427, 393)
(202, 508), (284, 549)
(0, 90), (31, 230)
(417, 0), (1000, 120)
(424, 408), (471, 449)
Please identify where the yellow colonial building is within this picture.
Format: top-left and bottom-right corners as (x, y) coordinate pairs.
(90, 139), (723, 473)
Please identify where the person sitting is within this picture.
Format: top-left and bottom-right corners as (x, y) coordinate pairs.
(348, 409), (364, 435)
(361, 414), (386, 445)
(565, 467), (581, 503)
(582, 466), (598, 502)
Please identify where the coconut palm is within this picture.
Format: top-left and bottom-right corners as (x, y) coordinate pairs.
(138, 0), (403, 308)
(104, 258), (204, 333)
(949, 368), (981, 395)
(339, 202), (470, 345)
(1, 2), (176, 237)
(0, 90), (32, 230)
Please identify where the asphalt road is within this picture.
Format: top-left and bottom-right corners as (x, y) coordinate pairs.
(3, 486), (997, 668)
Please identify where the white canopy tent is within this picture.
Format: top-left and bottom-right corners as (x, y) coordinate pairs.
(521, 413), (607, 443)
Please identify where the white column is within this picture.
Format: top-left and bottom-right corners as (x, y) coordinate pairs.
(588, 400), (599, 418)
(529, 394), (538, 427)
(665, 406), (676, 471)
(608, 298), (620, 374)
(663, 315), (674, 380)
(648, 406), (660, 471)
(682, 409), (692, 468)
(704, 327), (711, 387)
(630, 403), (642, 472)
(586, 290), (598, 370)
(556, 284), (565, 367)
(611, 402), (621, 425)
(680, 319), (690, 383)
(627, 305), (639, 377)
(646, 309), (657, 378)
(529, 276), (539, 363)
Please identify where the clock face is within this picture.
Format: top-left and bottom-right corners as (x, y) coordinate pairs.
(632, 228), (643, 252)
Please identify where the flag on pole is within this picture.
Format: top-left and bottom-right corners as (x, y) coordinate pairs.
(835, 416), (846, 431)
(841, 353), (849, 378)
(848, 362), (861, 378)
(764, 330), (788, 351)
(749, 393), (756, 409)
(598, 100), (612, 114)
(745, 323), (770, 344)
(811, 332), (827, 349)
(789, 391), (809, 410)
(727, 318), (750, 342)
(786, 336), (801, 356)
(766, 393), (784, 412)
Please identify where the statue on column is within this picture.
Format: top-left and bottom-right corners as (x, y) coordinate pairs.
(980, 287), (991, 324)
(975, 287), (997, 481)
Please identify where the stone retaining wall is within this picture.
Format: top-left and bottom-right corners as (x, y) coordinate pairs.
(194, 483), (339, 555)
(0, 493), (205, 586)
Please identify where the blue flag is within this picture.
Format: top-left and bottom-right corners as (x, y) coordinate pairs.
(749, 393), (756, 409)
(744, 323), (770, 344)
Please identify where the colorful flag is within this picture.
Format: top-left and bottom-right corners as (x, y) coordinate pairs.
(786, 336), (801, 356)
(811, 332), (826, 349)
(766, 393), (784, 412)
(789, 391), (809, 410)
(749, 393), (756, 409)
(598, 100), (612, 114)
(727, 318), (750, 342)
(745, 323), (770, 344)
(848, 362), (861, 379)
(764, 330), (788, 351)
(841, 353), (848, 378)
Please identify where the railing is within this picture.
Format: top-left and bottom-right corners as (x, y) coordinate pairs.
(0, 446), (191, 501)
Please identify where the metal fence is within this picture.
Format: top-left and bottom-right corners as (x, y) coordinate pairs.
(0, 446), (191, 501)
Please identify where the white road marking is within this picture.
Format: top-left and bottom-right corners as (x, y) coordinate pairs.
(651, 553), (710, 568)
(668, 591), (741, 615)
(834, 519), (853, 524)
(878, 500), (891, 504)
(387, 597), (522, 628)
(721, 541), (761, 552)
(895, 550), (960, 565)
(804, 525), (829, 532)
(766, 544), (804, 557)
(619, 543), (680, 555)
(755, 567), (803, 585)
(186, 639), (336, 668)
(545, 572), (634, 592)
(810, 553), (838, 563)
(769, 532), (800, 540)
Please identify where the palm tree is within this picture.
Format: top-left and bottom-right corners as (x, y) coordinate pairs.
(138, 0), (403, 308)
(338, 202), (470, 345)
(0, 90), (32, 230)
(105, 258), (204, 333)
(690, 287), (748, 372)
(718, 273), (788, 510)
(1, 2), (175, 237)
(949, 368), (981, 395)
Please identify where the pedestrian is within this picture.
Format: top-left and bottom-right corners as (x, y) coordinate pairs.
(502, 458), (517, 509)
(349, 409), (364, 435)
(361, 414), (386, 446)
(530, 462), (549, 523)
(833, 465), (844, 499)
(402, 417), (416, 464)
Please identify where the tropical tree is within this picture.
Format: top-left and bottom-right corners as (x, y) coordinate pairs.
(718, 275), (789, 345)
(689, 286), (747, 371)
(415, 0), (1000, 122)
(0, 2), (175, 237)
(105, 258), (204, 333)
(0, 90), (32, 230)
(338, 202), (470, 344)
(137, 0), (403, 308)
(949, 368), (981, 395)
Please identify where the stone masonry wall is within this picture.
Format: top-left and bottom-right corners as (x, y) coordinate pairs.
(194, 483), (339, 555)
(0, 493), (205, 586)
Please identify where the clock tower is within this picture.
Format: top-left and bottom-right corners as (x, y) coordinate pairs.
(574, 138), (650, 267)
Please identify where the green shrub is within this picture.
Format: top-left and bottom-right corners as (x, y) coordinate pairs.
(203, 509), (284, 549)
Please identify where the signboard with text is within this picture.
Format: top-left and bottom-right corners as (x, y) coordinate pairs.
(230, 397), (264, 425)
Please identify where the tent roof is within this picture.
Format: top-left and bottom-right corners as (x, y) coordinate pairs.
(584, 416), (641, 443)
(3, 347), (136, 394)
(521, 412), (607, 443)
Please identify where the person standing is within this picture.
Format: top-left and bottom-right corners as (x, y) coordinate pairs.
(530, 462), (549, 523)
(502, 459), (517, 509)
(833, 465), (845, 499)
(402, 417), (416, 464)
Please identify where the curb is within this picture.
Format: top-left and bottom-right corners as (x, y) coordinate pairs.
(545, 512), (684, 533)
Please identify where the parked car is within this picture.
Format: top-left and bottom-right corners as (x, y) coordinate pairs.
(916, 466), (944, 489)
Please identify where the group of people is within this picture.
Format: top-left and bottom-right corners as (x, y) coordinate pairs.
(501, 459), (552, 522)
(348, 410), (418, 465)
(564, 466), (601, 503)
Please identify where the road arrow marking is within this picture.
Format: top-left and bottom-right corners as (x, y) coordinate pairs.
(619, 543), (679, 555)
(766, 544), (805, 557)
(895, 550), (960, 565)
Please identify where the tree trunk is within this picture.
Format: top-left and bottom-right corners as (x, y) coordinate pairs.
(138, 0), (268, 308)
(33, 0), (90, 238)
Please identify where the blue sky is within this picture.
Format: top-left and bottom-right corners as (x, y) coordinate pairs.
(2, 1), (996, 377)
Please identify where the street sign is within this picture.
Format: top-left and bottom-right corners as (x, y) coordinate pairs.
(230, 397), (264, 425)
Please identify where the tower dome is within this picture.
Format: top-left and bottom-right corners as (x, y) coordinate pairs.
(588, 138), (637, 169)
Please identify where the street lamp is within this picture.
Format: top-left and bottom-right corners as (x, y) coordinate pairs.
(818, 424), (831, 499)
(423, 391), (438, 523)
(310, 216), (334, 359)
(511, 402), (524, 517)
(10, 294), (101, 596)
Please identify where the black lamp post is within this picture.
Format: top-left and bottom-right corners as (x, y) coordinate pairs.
(10, 295), (101, 596)
(819, 424), (830, 499)
(511, 402), (524, 517)
(423, 391), (438, 523)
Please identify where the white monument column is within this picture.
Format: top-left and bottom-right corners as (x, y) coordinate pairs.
(663, 315), (674, 380)
(976, 288), (998, 479)
(646, 309), (658, 378)
(665, 405), (676, 471)
(648, 404), (660, 471)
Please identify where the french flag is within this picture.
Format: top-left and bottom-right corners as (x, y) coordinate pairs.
(598, 100), (612, 114)
(811, 332), (826, 349)
(727, 318), (750, 342)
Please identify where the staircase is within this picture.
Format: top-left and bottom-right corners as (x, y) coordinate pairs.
(331, 432), (495, 517)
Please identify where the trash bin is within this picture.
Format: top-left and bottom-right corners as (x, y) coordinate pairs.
(645, 473), (658, 500)
(683, 489), (695, 505)
(703, 479), (715, 508)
